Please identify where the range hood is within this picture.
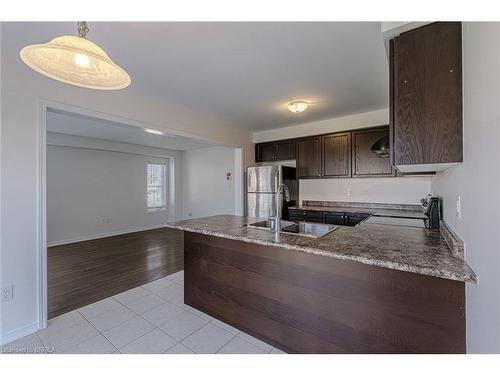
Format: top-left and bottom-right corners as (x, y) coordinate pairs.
(395, 162), (460, 173)
(370, 135), (390, 158)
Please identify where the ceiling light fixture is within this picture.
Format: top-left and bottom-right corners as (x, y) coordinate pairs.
(144, 128), (165, 136)
(20, 21), (131, 90)
(287, 100), (309, 113)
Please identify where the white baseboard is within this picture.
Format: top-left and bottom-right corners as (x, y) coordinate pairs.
(1, 322), (39, 346)
(47, 224), (167, 247)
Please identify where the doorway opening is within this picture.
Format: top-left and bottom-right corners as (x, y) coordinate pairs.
(38, 101), (244, 326)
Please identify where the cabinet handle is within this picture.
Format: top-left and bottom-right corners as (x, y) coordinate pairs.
(449, 68), (454, 73)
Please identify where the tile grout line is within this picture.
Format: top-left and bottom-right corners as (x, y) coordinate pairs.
(179, 319), (239, 354)
(103, 316), (157, 353)
(236, 331), (274, 353)
(35, 332), (50, 352)
(92, 304), (159, 352)
(157, 311), (212, 346)
(75, 292), (158, 353)
(147, 283), (184, 302)
(118, 326), (179, 354)
(32, 272), (279, 354)
(162, 342), (191, 354)
(72, 310), (121, 353)
(112, 293), (166, 316)
(37, 312), (100, 353)
(8, 273), (181, 354)
(100, 280), (183, 352)
(214, 334), (239, 354)
(108, 276), (185, 353)
(177, 320), (220, 352)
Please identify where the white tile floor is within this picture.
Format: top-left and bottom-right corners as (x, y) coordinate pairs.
(1, 271), (287, 354)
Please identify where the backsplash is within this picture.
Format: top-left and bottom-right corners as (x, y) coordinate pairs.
(302, 200), (422, 211)
(299, 176), (432, 206)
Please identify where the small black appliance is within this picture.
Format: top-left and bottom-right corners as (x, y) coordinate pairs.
(420, 195), (442, 229)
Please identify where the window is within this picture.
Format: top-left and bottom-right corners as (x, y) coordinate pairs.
(146, 163), (167, 211)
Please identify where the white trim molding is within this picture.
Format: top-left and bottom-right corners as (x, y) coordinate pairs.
(0, 321), (39, 346)
(37, 99), (48, 331)
(396, 162), (462, 173)
(36, 98), (184, 334)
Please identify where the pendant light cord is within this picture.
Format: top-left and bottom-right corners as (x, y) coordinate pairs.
(77, 21), (89, 38)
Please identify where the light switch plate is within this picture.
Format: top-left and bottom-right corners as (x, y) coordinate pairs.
(1, 284), (13, 303)
(456, 195), (461, 218)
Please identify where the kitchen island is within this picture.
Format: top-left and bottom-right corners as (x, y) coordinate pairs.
(166, 214), (476, 353)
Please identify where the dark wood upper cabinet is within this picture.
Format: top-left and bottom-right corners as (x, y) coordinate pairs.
(255, 143), (276, 162)
(256, 128), (393, 179)
(275, 141), (296, 161)
(322, 132), (351, 178)
(255, 140), (296, 162)
(296, 137), (321, 179)
(392, 22), (463, 171)
(352, 127), (394, 177)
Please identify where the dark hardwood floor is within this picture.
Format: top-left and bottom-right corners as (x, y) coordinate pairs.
(48, 228), (184, 319)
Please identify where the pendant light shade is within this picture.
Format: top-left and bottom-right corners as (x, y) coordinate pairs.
(20, 22), (131, 90)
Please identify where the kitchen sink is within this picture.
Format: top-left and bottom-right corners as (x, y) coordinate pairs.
(246, 219), (295, 231)
(281, 222), (338, 237)
(246, 219), (338, 238)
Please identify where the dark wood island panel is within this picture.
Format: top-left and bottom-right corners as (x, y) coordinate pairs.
(184, 232), (465, 354)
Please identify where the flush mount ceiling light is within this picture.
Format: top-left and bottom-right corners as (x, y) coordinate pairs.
(20, 22), (131, 90)
(287, 100), (309, 113)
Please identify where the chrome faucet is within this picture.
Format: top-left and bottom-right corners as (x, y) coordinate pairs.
(273, 184), (290, 232)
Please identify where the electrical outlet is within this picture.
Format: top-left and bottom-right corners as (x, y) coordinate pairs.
(1, 285), (13, 303)
(456, 195), (461, 218)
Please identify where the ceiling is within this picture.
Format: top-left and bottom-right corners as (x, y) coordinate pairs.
(6, 22), (389, 131)
(47, 110), (217, 151)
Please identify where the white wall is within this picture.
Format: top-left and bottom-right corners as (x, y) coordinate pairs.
(182, 146), (235, 219)
(300, 177), (431, 205)
(47, 134), (182, 245)
(0, 23), (253, 344)
(431, 22), (500, 353)
(253, 108), (389, 143)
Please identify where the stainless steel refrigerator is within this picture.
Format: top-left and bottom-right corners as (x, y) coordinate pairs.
(246, 165), (298, 219)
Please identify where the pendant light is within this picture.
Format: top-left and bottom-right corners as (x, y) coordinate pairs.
(20, 22), (131, 90)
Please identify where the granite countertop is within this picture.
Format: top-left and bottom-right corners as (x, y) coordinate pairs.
(289, 205), (427, 219)
(165, 214), (477, 283)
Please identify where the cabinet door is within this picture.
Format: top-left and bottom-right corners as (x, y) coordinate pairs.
(289, 211), (305, 222)
(324, 212), (345, 225)
(393, 22), (463, 166)
(352, 127), (394, 177)
(289, 210), (308, 222)
(345, 213), (371, 227)
(289, 210), (324, 223)
(296, 137), (321, 179)
(304, 211), (324, 223)
(275, 141), (296, 161)
(322, 132), (351, 178)
(255, 143), (277, 162)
